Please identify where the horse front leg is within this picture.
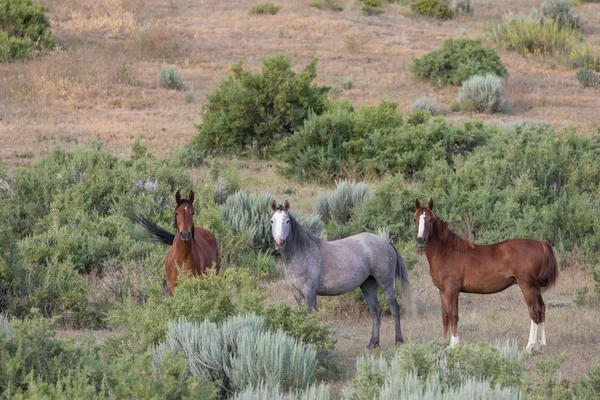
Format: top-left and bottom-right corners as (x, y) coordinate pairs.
(444, 289), (460, 347)
(439, 290), (449, 340)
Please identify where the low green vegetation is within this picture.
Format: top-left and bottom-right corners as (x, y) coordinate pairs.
(411, 38), (507, 86)
(456, 74), (508, 113)
(0, 0), (53, 61)
(249, 2), (280, 15)
(159, 65), (184, 90)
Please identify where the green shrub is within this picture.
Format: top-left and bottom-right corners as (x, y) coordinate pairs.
(576, 67), (600, 87)
(264, 302), (337, 379)
(488, 13), (579, 57)
(342, 75), (354, 89)
(277, 100), (491, 182)
(0, 313), (216, 398)
(309, 0), (344, 11)
(411, 38), (507, 86)
(155, 314), (317, 395)
(109, 269), (266, 352)
(541, 0), (580, 29)
(456, 74), (508, 113)
(159, 65), (184, 90)
(194, 54), (329, 153)
(410, 0), (454, 20)
(411, 97), (440, 115)
(361, 0), (384, 15)
(315, 181), (372, 224)
(250, 2), (280, 14)
(0, 0), (53, 61)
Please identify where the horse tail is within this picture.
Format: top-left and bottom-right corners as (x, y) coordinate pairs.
(134, 215), (175, 246)
(533, 242), (560, 291)
(390, 242), (415, 317)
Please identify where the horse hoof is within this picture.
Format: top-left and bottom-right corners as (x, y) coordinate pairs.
(366, 343), (379, 350)
(395, 338), (404, 346)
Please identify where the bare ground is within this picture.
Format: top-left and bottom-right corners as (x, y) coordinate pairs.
(1, 0), (599, 168)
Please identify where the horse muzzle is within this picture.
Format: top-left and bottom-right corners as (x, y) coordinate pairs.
(416, 237), (427, 247)
(180, 231), (192, 241)
(274, 238), (286, 250)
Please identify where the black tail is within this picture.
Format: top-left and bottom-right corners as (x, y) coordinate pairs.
(390, 242), (415, 317)
(134, 215), (175, 246)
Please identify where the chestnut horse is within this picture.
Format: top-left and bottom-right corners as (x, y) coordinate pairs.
(414, 198), (559, 354)
(135, 190), (219, 296)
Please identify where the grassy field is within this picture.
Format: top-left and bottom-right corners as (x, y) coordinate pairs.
(2, 0), (600, 397)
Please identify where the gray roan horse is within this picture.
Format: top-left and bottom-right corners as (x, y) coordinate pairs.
(270, 200), (412, 349)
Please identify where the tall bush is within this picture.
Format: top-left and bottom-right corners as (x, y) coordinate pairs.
(411, 38), (507, 86)
(0, 0), (53, 61)
(456, 74), (508, 113)
(194, 54), (329, 153)
(315, 181), (372, 224)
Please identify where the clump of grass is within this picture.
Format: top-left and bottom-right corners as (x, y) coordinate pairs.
(328, 85), (343, 97)
(250, 2), (280, 15)
(452, 0), (473, 15)
(568, 42), (600, 71)
(541, 0), (580, 29)
(456, 74), (508, 113)
(341, 76), (354, 90)
(159, 65), (184, 90)
(411, 96), (441, 115)
(361, 0), (384, 15)
(185, 83), (195, 102)
(309, 0), (343, 11)
(575, 67), (600, 87)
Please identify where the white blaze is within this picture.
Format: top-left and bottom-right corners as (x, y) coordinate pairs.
(273, 212), (283, 245)
(418, 212), (426, 238)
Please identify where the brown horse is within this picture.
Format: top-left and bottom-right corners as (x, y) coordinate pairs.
(414, 198), (559, 354)
(136, 190), (220, 296)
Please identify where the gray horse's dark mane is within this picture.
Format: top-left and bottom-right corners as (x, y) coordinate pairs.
(273, 205), (322, 251)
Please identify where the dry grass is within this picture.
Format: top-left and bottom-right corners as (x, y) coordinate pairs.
(1, 0), (599, 167)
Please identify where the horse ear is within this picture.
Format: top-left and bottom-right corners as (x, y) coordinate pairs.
(176, 190), (182, 205)
(284, 200), (290, 211)
(415, 198), (421, 210)
(189, 190), (194, 204)
(271, 200), (277, 211)
(427, 198), (434, 210)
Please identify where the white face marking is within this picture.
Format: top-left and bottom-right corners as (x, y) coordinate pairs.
(417, 211), (426, 238)
(271, 210), (289, 247)
(184, 206), (188, 211)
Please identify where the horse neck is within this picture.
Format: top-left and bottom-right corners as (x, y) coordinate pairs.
(280, 220), (319, 264)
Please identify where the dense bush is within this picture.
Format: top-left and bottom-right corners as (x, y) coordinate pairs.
(315, 181), (372, 224)
(221, 190), (323, 252)
(277, 100), (491, 182)
(233, 382), (331, 400)
(411, 38), (507, 86)
(0, 313), (216, 398)
(452, 0), (473, 15)
(159, 65), (184, 90)
(410, 0), (454, 20)
(154, 314), (317, 395)
(456, 74), (508, 113)
(418, 124), (600, 263)
(108, 269), (265, 352)
(249, 2), (280, 14)
(568, 43), (600, 71)
(194, 54), (329, 153)
(0, 0), (53, 61)
(576, 67), (600, 87)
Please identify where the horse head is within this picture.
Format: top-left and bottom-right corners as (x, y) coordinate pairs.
(175, 190), (195, 241)
(270, 199), (290, 250)
(414, 198), (438, 247)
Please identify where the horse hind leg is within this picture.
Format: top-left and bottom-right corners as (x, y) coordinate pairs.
(360, 278), (382, 349)
(538, 295), (547, 349)
(380, 282), (404, 345)
(520, 284), (545, 354)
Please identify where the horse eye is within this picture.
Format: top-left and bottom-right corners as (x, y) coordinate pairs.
(286, 220), (290, 224)
(270, 220), (273, 224)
